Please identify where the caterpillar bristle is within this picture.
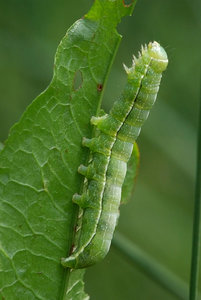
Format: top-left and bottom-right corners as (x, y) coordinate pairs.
(123, 63), (130, 74)
(132, 55), (137, 64)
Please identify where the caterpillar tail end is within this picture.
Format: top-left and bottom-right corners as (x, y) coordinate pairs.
(61, 256), (77, 269)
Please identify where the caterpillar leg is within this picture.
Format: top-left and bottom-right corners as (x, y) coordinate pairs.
(98, 108), (107, 117)
(61, 255), (77, 269)
(78, 164), (95, 179)
(72, 193), (90, 208)
(73, 192), (98, 209)
(82, 136), (113, 155)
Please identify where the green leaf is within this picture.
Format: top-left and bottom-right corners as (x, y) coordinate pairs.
(121, 142), (140, 204)
(0, 1), (136, 299)
(64, 270), (89, 300)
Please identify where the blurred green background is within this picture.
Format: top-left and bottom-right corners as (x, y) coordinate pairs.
(0, 0), (200, 299)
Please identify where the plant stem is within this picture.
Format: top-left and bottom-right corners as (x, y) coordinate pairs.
(189, 72), (201, 300)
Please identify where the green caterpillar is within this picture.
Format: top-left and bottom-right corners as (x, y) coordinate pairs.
(61, 41), (168, 269)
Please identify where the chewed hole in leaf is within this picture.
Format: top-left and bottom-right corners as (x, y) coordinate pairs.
(73, 70), (83, 91)
(123, 0), (133, 7)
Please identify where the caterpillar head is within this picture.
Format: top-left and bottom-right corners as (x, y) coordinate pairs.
(123, 41), (168, 76)
(147, 41), (168, 73)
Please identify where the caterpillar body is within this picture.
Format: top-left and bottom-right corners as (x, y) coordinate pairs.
(61, 41), (168, 269)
